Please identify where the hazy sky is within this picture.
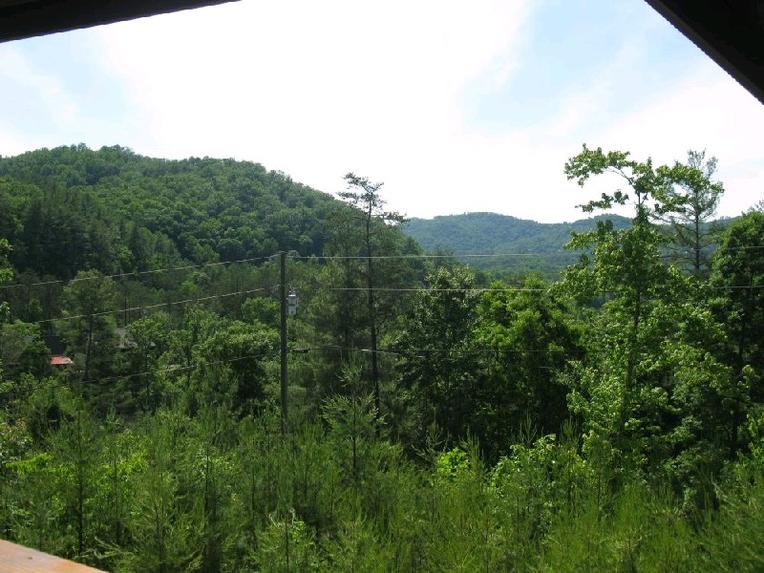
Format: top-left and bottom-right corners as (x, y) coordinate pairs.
(1, 0), (762, 222)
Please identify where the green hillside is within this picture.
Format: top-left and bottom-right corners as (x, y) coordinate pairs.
(0, 144), (420, 282)
(402, 212), (632, 277)
(1, 144), (763, 572)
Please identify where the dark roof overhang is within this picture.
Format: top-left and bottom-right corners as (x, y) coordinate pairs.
(0, 0), (238, 43)
(644, 0), (764, 104)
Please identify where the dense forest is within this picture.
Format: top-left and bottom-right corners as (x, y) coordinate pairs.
(404, 212), (632, 278)
(404, 210), (731, 280)
(0, 144), (763, 572)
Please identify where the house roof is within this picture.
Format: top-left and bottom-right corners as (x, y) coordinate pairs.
(50, 354), (73, 366)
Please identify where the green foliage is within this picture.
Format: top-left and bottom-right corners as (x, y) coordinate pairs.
(257, 511), (320, 572)
(476, 276), (582, 442)
(662, 149), (725, 276)
(322, 366), (380, 487)
(711, 211), (764, 393)
(403, 212), (632, 279)
(0, 238), (12, 323)
(560, 145), (750, 504)
(0, 145), (342, 276)
(59, 270), (118, 386)
(0, 143), (762, 571)
(434, 447), (470, 481)
(241, 297), (279, 329)
(0, 395), (763, 571)
(0, 321), (49, 380)
(394, 267), (481, 449)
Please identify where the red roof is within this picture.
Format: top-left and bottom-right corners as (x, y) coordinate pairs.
(50, 355), (73, 366)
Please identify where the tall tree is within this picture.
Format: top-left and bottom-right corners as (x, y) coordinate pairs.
(0, 239), (12, 324)
(337, 173), (405, 416)
(711, 210), (764, 401)
(564, 145), (683, 397)
(664, 150), (724, 276)
(51, 405), (101, 562)
(394, 267), (481, 448)
(476, 276), (583, 446)
(60, 270), (118, 396)
(562, 145), (737, 483)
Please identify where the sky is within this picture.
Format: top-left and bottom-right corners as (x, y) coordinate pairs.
(0, 0), (762, 223)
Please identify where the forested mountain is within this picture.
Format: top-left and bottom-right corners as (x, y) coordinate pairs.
(403, 212), (629, 277)
(0, 144), (422, 280)
(405, 211), (632, 254)
(1, 144), (763, 572)
(404, 211), (733, 278)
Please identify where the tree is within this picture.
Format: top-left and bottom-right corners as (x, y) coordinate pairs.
(125, 312), (172, 412)
(0, 321), (48, 380)
(562, 145), (737, 486)
(51, 404), (101, 562)
(663, 150), (724, 277)
(320, 203), (369, 361)
(711, 211), (764, 401)
(476, 276), (583, 448)
(337, 173), (406, 417)
(59, 270), (118, 396)
(394, 267), (481, 449)
(322, 364), (379, 487)
(0, 239), (12, 324)
(193, 319), (276, 414)
(564, 145), (685, 396)
(118, 411), (197, 572)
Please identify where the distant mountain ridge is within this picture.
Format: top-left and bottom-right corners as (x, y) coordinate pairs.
(402, 212), (632, 278)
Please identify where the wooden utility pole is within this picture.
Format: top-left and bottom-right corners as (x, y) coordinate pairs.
(279, 251), (288, 433)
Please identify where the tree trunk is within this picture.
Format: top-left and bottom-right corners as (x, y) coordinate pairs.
(365, 204), (380, 419)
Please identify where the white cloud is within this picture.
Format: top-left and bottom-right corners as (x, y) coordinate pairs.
(0, 44), (84, 155)
(0, 123), (33, 157)
(93, 0), (534, 209)
(2, 0), (762, 224)
(0, 45), (80, 130)
(585, 61), (764, 219)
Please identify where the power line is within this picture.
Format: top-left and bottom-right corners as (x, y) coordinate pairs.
(306, 343), (558, 357)
(80, 349), (273, 385)
(305, 344), (563, 369)
(4, 244), (764, 292)
(710, 245), (764, 252)
(327, 287), (547, 293)
(82, 343), (547, 387)
(289, 252), (569, 260)
(31, 287), (267, 326)
(289, 246), (764, 261)
(0, 254), (278, 291)
(325, 284), (764, 293)
(16, 278), (763, 329)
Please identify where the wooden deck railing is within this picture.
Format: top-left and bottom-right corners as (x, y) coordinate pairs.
(0, 539), (105, 572)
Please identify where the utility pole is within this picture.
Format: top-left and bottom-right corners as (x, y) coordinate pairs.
(279, 251), (288, 434)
